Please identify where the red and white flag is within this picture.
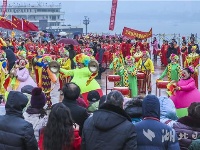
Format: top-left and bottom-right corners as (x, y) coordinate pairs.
(109, 0), (118, 31)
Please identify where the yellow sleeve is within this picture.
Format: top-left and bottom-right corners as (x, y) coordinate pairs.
(136, 59), (141, 70)
(148, 59), (154, 73)
(62, 59), (71, 70)
(0, 38), (7, 47)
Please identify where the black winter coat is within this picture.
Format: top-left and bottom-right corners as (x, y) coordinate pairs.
(173, 116), (200, 150)
(0, 92), (38, 150)
(81, 103), (137, 150)
(62, 99), (89, 136)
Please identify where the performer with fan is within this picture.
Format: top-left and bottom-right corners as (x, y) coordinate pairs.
(60, 53), (103, 106)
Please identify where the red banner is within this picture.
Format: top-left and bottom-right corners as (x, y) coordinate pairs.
(122, 27), (153, 39)
(2, 0), (7, 17)
(109, 0), (118, 31)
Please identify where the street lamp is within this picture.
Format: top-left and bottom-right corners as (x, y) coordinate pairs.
(83, 16), (90, 35)
(67, 24), (71, 38)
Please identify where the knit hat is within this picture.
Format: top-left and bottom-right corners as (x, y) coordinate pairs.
(31, 87), (46, 109)
(87, 90), (100, 102)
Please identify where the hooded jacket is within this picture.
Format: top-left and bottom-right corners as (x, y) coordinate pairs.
(159, 96), (178, 127)
(0, 91), (38, 150)
(135, 95), (180, 150)
(81, 103), (137, 150)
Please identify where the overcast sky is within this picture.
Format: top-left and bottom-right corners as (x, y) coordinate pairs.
(4, 1), (200, 35)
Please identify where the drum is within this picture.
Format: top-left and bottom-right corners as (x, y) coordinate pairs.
(137, 72), (145, 79)
(156, 80), (170, 89)
(113, 87), (130, 95)
(108, 75), (121, 82)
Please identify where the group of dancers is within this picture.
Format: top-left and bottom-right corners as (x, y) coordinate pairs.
(0, 34), (200, 112)
(0, 37), (104, 109)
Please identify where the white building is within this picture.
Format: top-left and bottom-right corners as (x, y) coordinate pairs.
(0, 3), (65, 27)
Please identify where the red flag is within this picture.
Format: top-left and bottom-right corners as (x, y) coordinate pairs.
(22, 19), (38, 32)
(22, 19), (31, 32)
(12, 16), (22, 31)
(109, 0), (118, 31)
(0, 17), (14, 30)
(29, 22), (39, 31)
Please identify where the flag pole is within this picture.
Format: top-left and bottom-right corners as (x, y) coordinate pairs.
(22, 18), (24, 32)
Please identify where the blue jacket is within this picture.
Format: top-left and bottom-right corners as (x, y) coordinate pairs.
(135, 95), (180, 150)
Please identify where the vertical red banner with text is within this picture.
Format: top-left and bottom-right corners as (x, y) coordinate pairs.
(2, 0), (7, 17)
(109, 0), (118, 31)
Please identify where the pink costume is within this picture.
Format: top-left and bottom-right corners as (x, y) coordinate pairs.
(8, 68), (37, 92)
(170, 77), (200, 109)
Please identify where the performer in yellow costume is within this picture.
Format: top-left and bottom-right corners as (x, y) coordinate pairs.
(0, 50), (8, 96)
(109, 51), (125, 86)
(57, 48), (71, 90)
(136, 51), (154, 94)
(184, 45), (199, 88)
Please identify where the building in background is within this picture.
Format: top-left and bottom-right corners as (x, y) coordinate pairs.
(0, 2), (83, 35)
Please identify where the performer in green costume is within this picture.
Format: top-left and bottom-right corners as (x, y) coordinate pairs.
(120, 55), (138, 97)
(159, 54), (181, 81)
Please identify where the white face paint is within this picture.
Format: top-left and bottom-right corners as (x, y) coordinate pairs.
(19, 60), (26, 68)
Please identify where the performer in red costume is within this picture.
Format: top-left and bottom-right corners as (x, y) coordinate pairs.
(143, 39), (150, 52)
(136, 38), (144, 51)
(120, 39), (127, 58)
(160, 40), (169, 67)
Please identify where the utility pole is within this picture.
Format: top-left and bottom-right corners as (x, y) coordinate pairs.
(83, 16), (90, 35)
